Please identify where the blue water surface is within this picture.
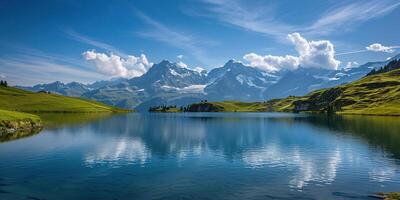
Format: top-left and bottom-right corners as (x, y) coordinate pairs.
(0, 113), (399, 200)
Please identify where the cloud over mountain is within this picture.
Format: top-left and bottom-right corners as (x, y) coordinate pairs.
(345, 61), (359, 69)
(83, 50), (153, 78)
(366, 43), (396, 53)
(288, 33), (340, 70)
(244, 33), (340, 72)
(243, 53), (299, 72)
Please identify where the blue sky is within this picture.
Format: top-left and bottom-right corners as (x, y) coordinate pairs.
(0, 0), (399, 85)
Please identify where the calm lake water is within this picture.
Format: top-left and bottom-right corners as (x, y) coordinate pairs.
(1, 113), (400, 200)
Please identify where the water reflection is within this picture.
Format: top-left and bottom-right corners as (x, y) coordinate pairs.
(243, 146), (341, 189)
(84, 138), (151, 167)
(284, 114), (400, 159)
(0, 127), (42, 142)
(0, 113), (114, 142)
(60, 113), (400, 189)
(1, 112), (399, 199)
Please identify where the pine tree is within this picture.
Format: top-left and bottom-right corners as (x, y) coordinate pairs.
(4, 81), (7, 87)
(0, 80), (3, 86)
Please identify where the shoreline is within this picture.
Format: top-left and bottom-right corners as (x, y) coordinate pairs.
(0, 118), (43, 142)
(149, 109), (400, 117)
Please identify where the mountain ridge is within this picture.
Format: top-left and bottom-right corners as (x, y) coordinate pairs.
(18, 54), (400, 111)
(183, 63), (400, 116)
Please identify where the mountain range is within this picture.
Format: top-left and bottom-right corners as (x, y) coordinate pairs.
(18, 54), (400, 111)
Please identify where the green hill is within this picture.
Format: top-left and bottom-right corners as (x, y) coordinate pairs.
(0, 86), (128, 113)
(185, 68), (400, 116)
(0, 86), (128, 139)
(0, 109), (40, 122)
(283, 68), (400, 115)
(270, 60), (400, 116)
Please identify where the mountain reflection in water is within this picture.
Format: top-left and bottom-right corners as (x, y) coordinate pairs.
(0, 113), (399, 200)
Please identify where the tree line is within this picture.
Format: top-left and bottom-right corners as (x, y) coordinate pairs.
(148, 105), (178, 112)
(148, 100), (209, 112)
(0, 80), (7, 87)
(367, 59), (400, 76)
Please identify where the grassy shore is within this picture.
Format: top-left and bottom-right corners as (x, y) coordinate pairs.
(0, 109), (42, 141)
(0, 86), (130, 141)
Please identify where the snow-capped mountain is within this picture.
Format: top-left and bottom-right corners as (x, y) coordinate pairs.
(263, 67), (335, 99)
(83, 60), (208, 110)
(19, 54), (400, 111)
(263, 54), (400, 99)
(130, 60), (207, 95)
(205, 60), (279, 101)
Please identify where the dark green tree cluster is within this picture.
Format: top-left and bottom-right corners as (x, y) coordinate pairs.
(367, 59), (400, 76)
(148, 105), (177, 112)
(179, 106), (189, 112)
(0, 80), (7, 87)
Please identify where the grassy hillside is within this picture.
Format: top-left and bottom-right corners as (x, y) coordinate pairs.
(185, 68), (400, 116)
(0, 86), (128, 113)
(284, 68), (400, 115)
(0, 109), (40, 124)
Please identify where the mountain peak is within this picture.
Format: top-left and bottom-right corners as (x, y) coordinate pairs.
(226, 59), (241, 65)
(48, 81), (64, 86)
(159, 60), (172, 65)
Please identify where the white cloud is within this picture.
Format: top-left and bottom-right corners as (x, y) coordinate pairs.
(366, 43), (395, 53)
(288, 33), (340, 70)
(243, 53), (299, 72)
(244, 33), (340, 72)
(83, 50), (153, 78)
(177, 55), (184, 59)
(387, 57), (392, 60)
(345, 61), (359, 69)
(0, 73), (5, 79)
(337, 43), (400, 56)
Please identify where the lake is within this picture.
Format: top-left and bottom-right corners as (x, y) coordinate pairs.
(0, 113), (400, 199)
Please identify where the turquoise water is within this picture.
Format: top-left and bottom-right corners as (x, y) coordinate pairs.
(0, 113), (400, 199)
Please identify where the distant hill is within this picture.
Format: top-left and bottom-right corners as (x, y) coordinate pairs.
(0, 86), (126, 113)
